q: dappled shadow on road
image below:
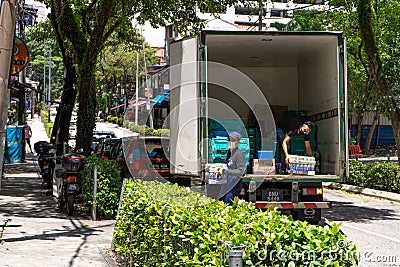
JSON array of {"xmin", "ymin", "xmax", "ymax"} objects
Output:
[
  {"xmin": 322, "ymin": 200, "xmax": 399, "ymax": 223},
  {"xmin": 3, "ymin": 153, "xmax": 41, "ymax": 174},
  {"xmin": 3, "ymin": 218, "xmax": 113, "ymax": 243},
  {"xmin": 1, "ymin": 155, "xmax": 115, "ymax": 267},
  {"xmin": 0, "ymin": 175, "xmax": 67, "ymax": 219}
]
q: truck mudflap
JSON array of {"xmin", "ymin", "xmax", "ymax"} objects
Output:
[{"xmin": 254, "ymin": 201, "xmax": 331, "ymax": 209}]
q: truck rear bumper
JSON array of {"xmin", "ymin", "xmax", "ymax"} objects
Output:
[{"xmin": 254, "ymin": 201, "xmax": 331, "ymax": 209}]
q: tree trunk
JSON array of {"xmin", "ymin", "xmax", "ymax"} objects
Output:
[
  {"xmin": 364, "ymin": 109, "xmax": 380, "ymax": 155},
  {"xmin": 75, "ymin": 66, "xmax": 97, "ymax": 155},
  {"xmin": 48, "ymin": 11, "xmax": 77, "ymax": 153},
  {"xmin": 357, "ymin": 0, "xmax": 400, "ymax": 163},
  {"xmin": 389, "ymin": 111, "xmax": 400, "ymax": 162},
  {"xmin": 51, "ymin": 56, "xmax": 77, "ymax": 155},
  {"xmin": 356, "ymin": 113, "xmax": 363, "ymax": 145}
]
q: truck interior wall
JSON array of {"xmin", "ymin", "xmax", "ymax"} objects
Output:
[
  {"xmin": 207, "ymin": 66, "xmax": 298, "ymax": 126},
  {"xmin": 204, "ymin": 32, "xmax": 342, "ymax": 176},
  {"xmin": 297, "ymin": 38, "xmax": 340, "ymax": 175}
]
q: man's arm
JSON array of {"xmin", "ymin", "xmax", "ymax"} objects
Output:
[
  {"xmin": 304, "ymin": 140, "xmax": 312, "ymax": 156},
  {"xmin": 225, "ymin": 151, "xmax": 246, "ymax": 176},
  {"xmin": 282, "ymin": 135, "xmax": 291, "ymax": 164}
]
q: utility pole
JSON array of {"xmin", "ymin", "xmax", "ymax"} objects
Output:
[
  {"xmin": 0, "ymin": 0, "xmax": 18, "ymax": 190},
  {"xmin": 141, "ymin": 26, "xmax": 153, "ymax": 129},
  {"xmin": 258, "ymin": 0, "xmax": 263, "ymax": 31},
  {"xmin": 48, "ymin": 47, "xmax": 51, "ymax": 122},
  {"xmin": 135, "ymin": 52, "xmax": 139, "ymax": 125}
]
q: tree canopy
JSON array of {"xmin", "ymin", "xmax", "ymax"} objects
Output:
[{"xmin": 39, "ymin": 0, "xmax": 238, "ymax": 154}]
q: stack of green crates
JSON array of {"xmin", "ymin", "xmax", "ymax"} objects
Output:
[
  {"xmin": 246, "ymin": 127, "xmax": 260, "ymax": 173},
  {"xmin": 209, "ymin": 137, "xmax": 229, "ymax": 163},
  {"xmin": 208, "ymin": 118, "xmax": 246, "ymax": 138},
  {"xmin": 209, "ymin": 137, "xmax": 250, "ymax": 174}
]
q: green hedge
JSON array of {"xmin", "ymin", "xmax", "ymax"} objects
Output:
[
  {"xmin": 113, "ymin": 180, "xmax": 358, "ymax": 266},
  {"xmin": 348, "ymin": 160, "xmax": 400, "ymax": 193},
  {"xmin": 80, "ymin": 155, "xmax": 122, "ymax": 219},
  {"xmin": 41, "ymin": 111, "xmax": 54, "ymax": 138}
]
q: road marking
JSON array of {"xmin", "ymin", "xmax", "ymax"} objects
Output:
[{"xmin": 342, "ymin": 224, "xmax": 400, "ymax": 244}]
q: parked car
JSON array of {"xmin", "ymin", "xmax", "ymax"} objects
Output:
[
  {"xmin": 95, "ymin": 137, "xmax": 121, "ymax": 160},
  {"xmin": 109, "ymin": 136, "xmax": 170, "ymax": 179},
  {"xmin": 92, "ymin": 131, "xmax": 117, "ymax": 151},
  {"xmin": 69, "ymin": 121, "xmax": 77, "ymax": 139}
]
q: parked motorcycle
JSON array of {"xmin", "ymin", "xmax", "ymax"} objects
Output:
[
  {"xmin": 55, "ymin": 152, "xmax": 85, "ymax": 216},
  {"xmin": 34, "ymin": 141, "xmax": 55, "ymax": 190}
]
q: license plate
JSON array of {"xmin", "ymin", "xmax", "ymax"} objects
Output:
[
  {"xmin": 262, "ymin": 189, "xmax": 283, "ymax": 202},
  {"xmin": 67, "ymin": 183, "xmax": 78, "ymax": 191}
]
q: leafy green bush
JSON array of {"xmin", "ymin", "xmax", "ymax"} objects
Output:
[
  {"xmin": 364, "ymin": 161, "xmax": 400, "ymax": 192},
  {"xmin": 144, "ymin": 125, "xmax": 154, "ymax": 136},
  {"xmin": 110, "ymin": 116, "xmax": 118, "ymax": 124},
  {"xmin": 123, "ymin": 120, "xmax": 130, "ymax": 129},
  {"xmin": 347, "ymin": 160, "xmax": 369, "ymax": 187},
  {"xmin": 80, "ymin": 155, "xmax": 122, "ymax": 219},
  {"xmin": 41, "ymin": 111, "xmax": 54, "ymax": 138},
  {"xmin": 116, "ymin": 117, "xmax": 123, "ymax": 126},
  {"xmin": 113, "ymin": 180, "xmax": 358, "ymax": 266},
  {"xmin": 152, "ymin": 128, "xmax": 170, "ymax": 137},
  {"xmin": 348, "ymin": 160, "xmax": 400, "ymax": 193}
]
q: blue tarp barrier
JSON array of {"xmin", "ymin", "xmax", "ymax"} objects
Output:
[
  {"xmin": 351, "ymin": 125, "xmax": 395, "ymax": 149},
  {"xmin": 4, "ymin": 126, "xmax": 23, "ymax": 163}
]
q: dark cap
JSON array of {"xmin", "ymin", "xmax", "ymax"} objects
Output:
[
  {"xmin": 304, "ymin": 121, "xmax": 314, "ymax": 129},
  {"xmin": 229, "ymin": 131, "xmax": 241, "ymax": 141}
]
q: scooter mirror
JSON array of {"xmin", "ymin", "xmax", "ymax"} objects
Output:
[{"xmin": 76, "ymin": 148, "xmax": 84, "ymax": 153}]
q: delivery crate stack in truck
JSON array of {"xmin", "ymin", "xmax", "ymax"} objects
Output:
[{"xmin": 168, "ymin": 30, "xmax": 348, "ymax": 224}]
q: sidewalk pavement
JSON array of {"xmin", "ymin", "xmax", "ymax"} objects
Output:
[
  {"xmin": 0, "ymin": 115, "xmax": 116, "ymax": 267},
  {"xmin": 323, "ymin": 182, "xmax": 400, "ymax": 203}
]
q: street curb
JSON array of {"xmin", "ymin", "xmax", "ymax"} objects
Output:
[
  {"xmin": 323, "ymin": 182, "xmax": 400, "ymax": 203},
  {"xmin": 98, "ymin": 246, "xmax": 118, "ymax": 267}
]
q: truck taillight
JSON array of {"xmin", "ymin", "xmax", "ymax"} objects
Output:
[{"xmin": 302, "ymin": 188, "xmax": 323, "ymax": 195}]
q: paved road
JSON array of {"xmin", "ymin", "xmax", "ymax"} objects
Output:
[
  {"xmin": 323, "ymin": 189, "xmax": 400, "ymax": 267},
  {"xmin": 94, "ymin": 122, "xmax": 135, "ymax": 138}
]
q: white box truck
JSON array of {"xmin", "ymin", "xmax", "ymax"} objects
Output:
[{"xmin": 168, "ymin": 30, "xmax": 348, "ymax": 223}]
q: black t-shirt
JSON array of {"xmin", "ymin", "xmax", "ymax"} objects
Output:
[{"xmin": 277, "ymin": 117, "xmax": 310, "ymax": 141}]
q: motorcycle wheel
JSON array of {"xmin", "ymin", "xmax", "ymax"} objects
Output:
[
  {"xmin": 67, "ymin": 194, "xmax": 74, "ymax": 216},
  {"xmin": 44, "ymin": 174, "xmax": 52, "ymax": 189},
  {"xmin": 58, "ymin": 197, "xmax": 65, "ymax": 209}
]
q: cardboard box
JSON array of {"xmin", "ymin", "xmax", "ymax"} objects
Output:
[{"xmin": 253, "ymin": 159, "xmax": 275, "ymax": 175}]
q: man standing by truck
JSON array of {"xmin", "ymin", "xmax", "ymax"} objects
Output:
[
  {"xmin": 277, "ymin": 119, "xmax": 314, "ymax": 173},
  {"xmin": 215, "ymin": 131, "xmax": 246, "ymax": 205}
]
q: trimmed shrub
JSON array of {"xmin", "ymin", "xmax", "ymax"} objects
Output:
[
  {"xmin": 113, "ymin": 180, "xmax": 358, "ymax": 266},
  {"xmin": 111, "ymin": 116, "xmax": 118, "ymax": 124},
  {"xmin": 144, "ymin": 125, "xmax": 154, "ymax": 136},
  {"xmin": 116, "ymin": 117, "xmax": 122, "ymax": 126},
  {"xmin": 80, "ymin": 155, "xmax": 122, "ymax": 219},
  {"xmin": 347, "ymin": 160, "xmax": 369, "ymax": 187},
  {"xmin": 123, "ymin": 120, "xmax": 130, "ymax": 129},
  {"xmin": 348, "ymin": 160, "xmax": 400, "ymax": 193},
  {"xmin": 152, "ymin": 128, "xmax": 170, "ymax": 137},
  {"xmin": 41, "ymin": 111, "xmax": 54, "ymax": 138}
]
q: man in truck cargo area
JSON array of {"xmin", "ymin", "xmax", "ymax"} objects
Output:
[
  {"xmin": 215, "ymin": 131, "xmax": 246, "ymax": 205},
  {"xmin": 277, "ymin": 118, "xmax": 314, "ymax": 173}
]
